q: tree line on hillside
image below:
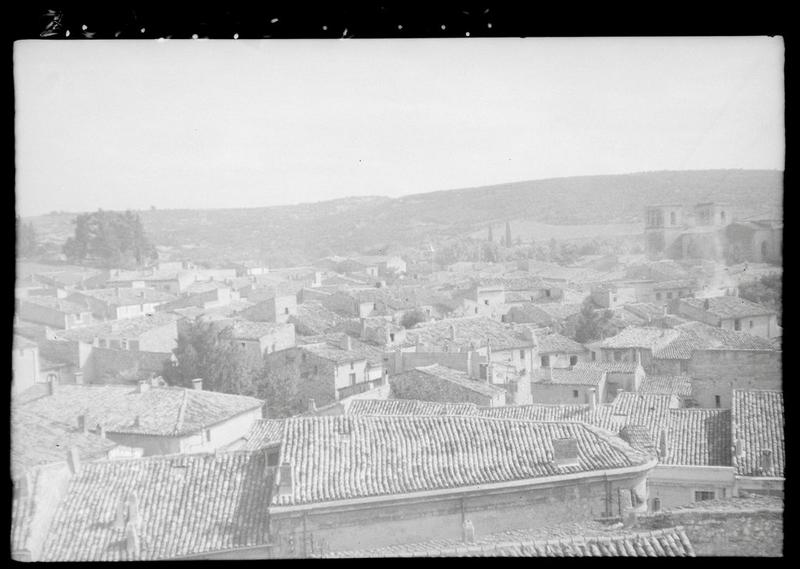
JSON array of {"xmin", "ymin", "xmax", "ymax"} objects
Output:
[
  {"xmin": 739, "ymin": 273, "xmax": 782, "ymax": 325},
  {"xmin": 63, "ymin": 209, "xmax": 158, "ymax": 267}
]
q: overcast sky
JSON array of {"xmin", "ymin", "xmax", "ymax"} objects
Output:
[{"xmin": 15, "ymin": 37, "xmax": 784, "ymax": 217}]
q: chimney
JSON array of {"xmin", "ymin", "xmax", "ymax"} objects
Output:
[
  {"xmin": 278, "ymin": 462, "xmax": 293, "ymax": 497},
  {"xmin": 308, "ymin": 399, "xmax": 316, "ymax": 413},
  {"xmin": 67, "ymin": 447, "xmax": 81, "ymax": 474},
  {"xmin": 588, "ymin": 388, "xmax": 597, "ymax": 410},
  {"xmin": 137, "ymin": 380, "xmax": 150, "ymax": 394},
  {"xmin": 125, "ymin": 522, "xmax": 140, "ymax": 558},
  {"xmin": 77, "ymin": 414, "xmax": 88, "ymax": 434},
  {"xmin": 703, "ymin": 298, "xmax": 710, "ymax": 310},
  {"xmin": 47, "ymin": 377, "xmax": 57, "ymax": 396},
  {"xmin": 449, "ymin": 324, "xmax": 456, "ymax": 341},
  {"xmin": 132, "ymin": 415, "xmax": 141, "ymax": 428},
  {"xmin": 658, "ymin": 429, "xmax": 668, "ymax": 460},
  {"xmin": 74, "ymin": 371, "xmax": 84, "ymax": 385},
  {"xmin": 760, "ymin": 449, "xmax": 774, "ymax": 474},
  {"xmin": 191, "ymin": 378, "xmax": 203, "ymax": 391},
  {"xmin": 113, "ymin": 496, "xmax": 126, "ymax": 530},
  {"xmin": 96, "ymin": 423, "xmax": 107, "ymax": 439}
]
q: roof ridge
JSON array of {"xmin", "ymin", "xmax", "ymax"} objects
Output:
[{"xmin": 174, "ymin": 389, "xmax": 189, "ymax": 434}]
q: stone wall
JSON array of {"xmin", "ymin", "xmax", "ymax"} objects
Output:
[
  {"xmin": 270, "ymin": 471, "xmax": 648, "ymax": 557},
  {"xmin": 689, "ymin": 349, "xmax": 782, "ymax": 408},
  {"xmin": 636, "ymin": 498, "xmax": 783, "ymax": 556}
]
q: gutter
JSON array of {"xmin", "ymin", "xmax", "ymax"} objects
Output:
[{"xmin": 269, "ymin": 456, "xmax": 657, "ymax": 515}]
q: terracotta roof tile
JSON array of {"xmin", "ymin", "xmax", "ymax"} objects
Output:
[
  {"xmin": 732, "ymin": 390, "xmax": 784, "ymax": 477},
  {"xmin": 599, "ymin": 327, "xmax": 681, "ymax": 350},
  {"xmin": 534, "ymin": 330, "xmax": 586, "ymax": 354},
  {"xmin": 240, "ymin": 419, "xmax": 285, "ymax": 450},
  {"xmin": 348, "ymin": 399, "xmax": 479, "ymax": 416},
  {"xmin": 663, "ymin": 409, "xmax": 732, "ymax": 466},
  {"xmin": 405, "ymin": 364, "xmax": 507, "ymax": 397},
  {"xmin": 405, "ymin": 316, "xmax": 534, "ymax": 351},
  {"xmin": 40, "ymin": 451, "xmax": 273, "ymax": 560},
  {"xmin": 273, "ymin": 415, "xmax": 652, "ymax": 507},
  {"xmin": 639, "ymin": 375, "xmax": 693, "ymax": 397},
  {"xmin": 18, "ymin": 384, "xmax": 264, "ymax": 437},
  {"xmin": 533, "ymin": 367, "xmax": 605, "ymax": 386},
  {"xmin": 681, "ymin": 296, "xmax": 775, "ymax": 319}
]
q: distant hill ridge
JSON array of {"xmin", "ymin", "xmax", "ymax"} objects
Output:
[{"xmin": 27, "ymin": 169, "xmax": 782, "ymax": 264}]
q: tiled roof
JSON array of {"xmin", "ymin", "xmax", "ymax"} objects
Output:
[
  {"xmin": 600, "ymin": 393, "xmax": 679, "ymax": 441},
  {"xmin": 528, "ymin": 303, "xmax": 584, "ymax": 320},
  {"xmin": 54, "ymin": 312, "xmax": 180, "ymax": 343},
  {"xmin": 732, "ymin": 390, "xmax": 784, "ymax": 478},
  {"xmin": 170, "ymin": 300, "xmax": 254, "ymax": 321},
  {"xmin": 664, "ymin": 495, "xmax": 783, "ymax": 514},
  {"xmin": 619, "ymin": 425, "xmax": 657, "ymax": 456},
  {"xmin": 322, "ymin": 526, "xmax": 695, "ymax": 557},
  {"xmin": 273, "ymin": 416, "xmax": 652, "ymax": 507},
  {"xmin": 610, "ymin": 308, "xmax": 648, "ymax": 327},
  {"xmin": 639, "ymin": 375, "xmax": 693, "ymax": 397},
  {"xmin": 40, "ymin": 451, "xmax": 273, "ymax": 561},
  {"xmin": 623, "ymin": 303, "xmax": 666, "ymax": 321},
  {"xmin": 407, "ymin": 364, "xmax": 507, "ymax": 398},
  {"xmin": 229, "ymin": 320, "xmax": 292, "ymax": 340},
  {"xmin": 674, "ymin": 321, "xmax": 778, "ymax": 351},
  {"xmin": 663, "ymin": 409, "xmax": 732, "ymax": 467},
  {"xmin": 289, "ymin": 302, "xmax": 345, "ymax": 335},
  {"xmin": 18, "ymin": 384, "xmax": 264, "ymax": 437},
  {"xmin": 478, "ymin": 404, "xmax": 589, "ymax": 422},
  {"xmin": 11, "ymin": 407, "xmax": 118, "ymax": 479},
  {"xmin": 404, "ymin": 316, "xmax": 534, "ymax": 351},
  {"xmin": 299, "ymin": 342, "xmax": 369, "ymax": 364},
  {"xmin": 651, "ymin": 279, "xmax": 697, "ymax": 291},
  {"xmin": 573, "ymin": 361, "xmax": 639, "ymax": 373},
  {"xmin": 72, "ymin": 287, "xmax": 177, "ymax": 306},
  {"xmin": 13, "ymin": 334, "xmax": 38, "ymax": 350},
  {"xmin": 240, "ymin": 419, "xmax": 285, "ymax": 450},
  {"xmin": 534, "ymin": 329, "xmax": 586, "ymax": 354},
  {"xmin": 651, "ymin": 331, "xmax": 710, "ymax": 360},
  {"xmin": 680, "ymin": 296, "xmax": 775, "ymax": 319},
  {"xmin": 348, "ymin": 399, "xmax": 479, "ymax": 416},
  {"xmin": 298, "ymin": 332, "xmax": 385, "ymax": 365},
  {"xmin": 533, "ymin": 367, "xmax": 605, "ymax": 386},
  {"xmin": 479, "ymin": 276, "xmax": 547, "ymax": 291},
  {"xmin": 598, "ymin": 327, "xmax": 681, "ymax": 350},
  {"xmin": 18, "ymin": 295, "xmax": 90, "ymax": 314}
]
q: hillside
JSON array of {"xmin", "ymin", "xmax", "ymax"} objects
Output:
[{"xmin": 24, "ymin": 169, "xmax": 782, "ymax": 266}]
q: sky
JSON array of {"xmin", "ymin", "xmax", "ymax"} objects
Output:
[{"xmin": 15, "ymin": 37, "xmax": 784, "ymax": 217}]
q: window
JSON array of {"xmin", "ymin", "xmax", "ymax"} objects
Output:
[
  {"xmin": 541, "ymin": 355, "xmax": 550, "ymax": 367},
  {"xmin": 74, "ymin": 313, "xmax": 83, "ymax": 322},
  {"xmin": 284, "ymin": 307, "xmax": 290, "ymax": 314},
  {"xmin": 652, "ymin": 498, "xmax": 661, "ymax": 512},
  {"xmin": 545, "ymin": 290, "xmax": 551, "ymax": 298},
  {"xmin": 573, "ymin": 390, "xmax": 579, "ymax": 398},
  {"xmin": 348, "ymin": 372, "xmax": 356, "ymax": 386},
  {"xmin": 205, "ymin": 430, "xmax": 212, "ymax": 443},
  {"xmin": 667, "ymin": 292, "xmax": 673, "ymax": 299},
  {"xmin": 519, "ymin": 350, "xmax": 525, "ymax": 359},
  {"xmin": 680, "ymin": 360, "xmax": 689, "ymax": 374},
  {"xmin": 591, "ymin": 352, "xmax": 596, "ymax": 361},
  {"xmin": 749, "ymin": 320, "xmax": 754, "ymax": 329},
  {"xmin": 656, "ymin": 292, "xmax": 662, "ymax": 301},
  {"xmin": 570, "ymin": 355, "xmax": 578, "ymax": 366},
  {"xmin": 475, "ymin": 308, "xmax": 478, "ymax": 314},
  {"xmin": 484, "ymin": 299, "xmax": 489, "ymax": 305},
  {"xmin": 241, "ymin": 342, "xmax": 247, "ymax": 348},
  {"xmin": 99, "ymin": 339, "xmax": 107, "ymax": 348},
  {"xmin": 614, "ymin": 351, "xmax": 622, "ymax": 362},
  {"xmin": 389, "ymin": 333, "xmax": 395, "ymax": 342},
  {"xmin": 121, "ymin": 339, "xmax": 128, "ymax": 350},
  {"xmin": 350, "ymin": 361, "xmax": 354, "ymax": 370},
  {"xmin": 670, "ymin": 212, "xmax": 676, "ymax": 225},
  {"xmin": 734, "ymin": 319, "xmax": 741, "ymax": 331},
  {"xmin": 694, "ymin": 491, "xmax": 715, "ymax": 502},
  {"xmin": 720, "ymin": 211, "xmax": 726, "ymax": 223},
  {"xmin": 715, "ymin": 395, "xmax": 721, "ymax": 408}
]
